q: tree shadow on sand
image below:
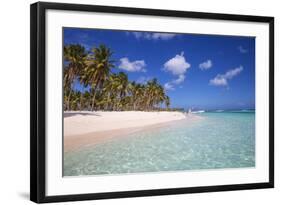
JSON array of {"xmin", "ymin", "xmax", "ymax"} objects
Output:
[{"xmin": 64, "ymin": 112, "xmax": 101, "ymax": 118}]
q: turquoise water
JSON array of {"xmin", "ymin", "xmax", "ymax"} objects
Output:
[{"xmin": 64, "ymin": 112, "xmax": 255, "ymax": 176}]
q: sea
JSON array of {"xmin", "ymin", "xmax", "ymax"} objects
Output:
[{"xmin": 64, "ymin": 110, "xmax": 255, "ymax": 176}]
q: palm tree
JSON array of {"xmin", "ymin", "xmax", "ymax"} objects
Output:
[
  {"xmin": 164, "ymin": 95, "xmax": 170, "ymax": 110},
  {"xmin": 83, "ymin": 91, "xmax": 92, "ymax": 110},
  {"xmin": 115, "ymin": 72, "xmax": 129, "ymax": 110},
  {"xmin": 145, "ymin": 78, "xmax": 159, "ymax": 110},
  {"xmin": 104, "ymin": 72, "xmax": 129, "ymax": 111},
  {"xmin": 155, "ymin": 84, "xmax": 166, "ymax": 109},
  {"xmin": 103, "ymin": 73, "xmax": 118, "ymax": 110},
  {"xmin": 129, "ymin": 82, "xmax": 145, "ymax": 110},
  {"xmin": 62, "ymin": 43, "xmax": 174, "ymax": 112},
  {"xmin": 63, "ymin": 44, "xmax": 87, "ymax": 110},
  {"xmin": 128, "ymin": 81, "xmax": 136, "ymax": 110},
  {"xmin": 68, "ymin": 91, "xmax": 80, "ymax": 110},
  {"xmin": 81, "ymin": 45, "xmax": 114, "ymax": 110}
]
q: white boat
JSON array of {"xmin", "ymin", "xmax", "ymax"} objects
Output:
[
  {"xmin": 191, "ymin": 110, "xmax": 205, "ymax": 114},
  {"xmin": 188, "ymin": 108, "xmax": 205, "ymax": 114}
]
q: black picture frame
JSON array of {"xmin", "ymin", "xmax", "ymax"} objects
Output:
[{"xmin": 30, "ymin": 1, "xmax": 274, "ymax": 203}]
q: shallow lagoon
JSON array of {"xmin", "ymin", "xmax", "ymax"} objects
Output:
[{"xmin": 64, "ymin": 112, "xmax": 255, "ymax": 176}]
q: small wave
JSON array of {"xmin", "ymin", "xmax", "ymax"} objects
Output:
[
  {"xmin": 241, "ymin": 110, "xmax": 255, "ymax": 113},
  {"xmin": 233, "ymin": 109, "xmax": 255, "ymax": 113}
]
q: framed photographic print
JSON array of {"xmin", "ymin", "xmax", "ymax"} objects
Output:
[{"xmin": 30, "ymin": 1, "xmax": 274, "ymax": 203}]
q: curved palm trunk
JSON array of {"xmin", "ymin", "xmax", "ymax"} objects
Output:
[
  {"xmin": 79, "ymin": 92, "xmax": 83, "ymax": 111},
  {"xmin": 105, "ymin": 92, "xmax": 111, "ymax": 110},
  {"xmin": 91, "ymin": 91, "xmax": 97, "ymax": 111},
  {"xmin": 91, "ymin": 79, "xmax": 102, "ymax": 111},
  {"xmin": 67, "ymin": 90, "xmax": 72, "ymax": 111},
  {"xmin": 66, "ymin": 68, "xmax": 75, "ymax": 111},
  {"xmin": 146, "ymin": 95, "xmax": 151, "ymax": 111}
]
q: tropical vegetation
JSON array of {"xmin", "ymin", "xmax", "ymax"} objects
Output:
[{"xmin": 63, "ymin": 44, "xmax": 172, "ymax": 111}]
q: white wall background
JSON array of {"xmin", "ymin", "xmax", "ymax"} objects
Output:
[{"xmin": 0, "ymin": 0, "xmax": 279, "ymax": 204}]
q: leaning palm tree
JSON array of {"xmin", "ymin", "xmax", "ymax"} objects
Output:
[
  {"xmin": 103, "ymin": 73, "xmax": 118, "ymax": 110},
  {"xmin": 81, "ymin": 45, "xmax": 114, "ymax": 110},
  {"xmin": 68, "ymin": 91, "xmax": 80, "ymax": 111},
  {"xmin": 83, "ymin": 91, "xmax": 92, "ymax": 110},
  {"xmin": 63, "ymin": 44, "xmax": 87, "ymax": 110},
  {"xmin": 116, "ymin": 72, "xmax": 129, "ymax": 110},
  {"xmin": 105, "ymin": 72, "xmax": 129, "ymax": 111},
  {"xmin": 164, "ymin": 95, "xmax": 170, "ymax": 110},
  {"xmin": 144, "ymin": 78, "xmax": 159, "ymax": 110},
  {"xmin": 128, "ymin": 81, "xmax": 136, "ymax": 110},
  {"xmin": 155, "ymin": 84, "xmax": 166, "ymax": 109},
  {"xmin": 129, "ymin": 82, "xmax": 145, "ymax": 110}
]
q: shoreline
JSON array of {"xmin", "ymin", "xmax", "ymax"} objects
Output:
[
  {"xmin": 64, "ymin": 111, "xmax": 200, "ymax": 152},
  {"xmin": 64, "ymin": 111, "xmax": 186, "ymax": 136},
  {"xmin": 64, "ymin": 114, "xmax": 203, "ymax": 153},
  {"xmin": 64, "ymin": 119, "xmax": 180, "ymax": 153}
]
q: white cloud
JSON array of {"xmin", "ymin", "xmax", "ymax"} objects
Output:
[
  {"xmin": 132, "ymin": 32, "xmax": 177, "ymax": 40},
  {"xmin": 209, "ymin": 76, "xmax": 228, "ymax": 86},
  {"xmin": 163, "ymin": 52, "xmax": 190, "ymax": 90},
  {"xmin": 238, "ymin": 46, "xmax": 248, "ymax": 53},
  {"xmin": 119, "ymin": 57, "xmax": 146, "ymax": 72},
  {"xmin": 199, "ymin": 59, "xmax": 212, "ymax": 70},
  {"xmin": 210, "ymin": 66, "xmax": 243, "ymax": 87},
  {"xmin": 164, "ymin": 82, "xmax": 175, "ymax": 91},
  {"xmin": 164, "ymin": 75, "xmax": 185, "ymax": 91},
  {"xmin": 224, "ymin": 66, "xmax": 243, "ymax": 79},
  {"xmin": 163, "ymin": 52, "xmax": 190, "ymax": 75},
  {"xmin": 173, "ymin": 74, "xmax": 185, "ymax": 84}
]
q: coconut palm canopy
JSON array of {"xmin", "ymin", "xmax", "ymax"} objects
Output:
[{"xmin": 63, "ymin": 44, "xmax": 172, "ymax": 111}]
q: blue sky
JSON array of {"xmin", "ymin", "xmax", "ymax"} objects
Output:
[{"xmin": 64, "ymin": 28, "xmax": 255, "ymax": 110}]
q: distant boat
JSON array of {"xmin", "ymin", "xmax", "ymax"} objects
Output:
[
  {"xmin": 188, "ymin": 108, "xmax": 205, "ymax": 114},
  {"xmin": 191, "ymin": 110, "xmax": 205, "ymax": 114}
]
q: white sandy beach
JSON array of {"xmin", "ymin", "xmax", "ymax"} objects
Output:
[
  {"xmin": 64, "ymin": 111, "xmax": 202, "ymax": 152},
  {"xmin": 64, "ymin": 111, "xmax": 186, "ymax": 136}
]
